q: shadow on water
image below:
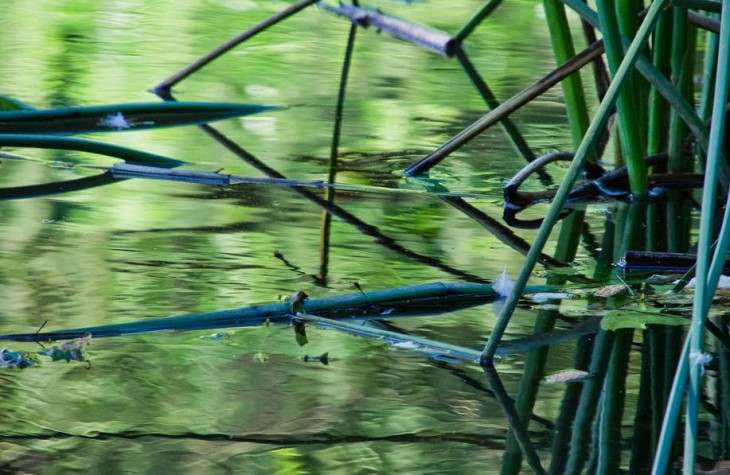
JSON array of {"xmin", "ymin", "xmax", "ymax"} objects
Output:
[{"xmin": 0, "ymin": 1, "xmax": 729, "ymax": 474}]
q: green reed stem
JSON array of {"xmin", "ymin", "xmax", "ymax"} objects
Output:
[
  {"xmin": 597, "ymin": 330, "xmax": 633, "ymax": 474},
  {"xmin": 668, "ymin": 8, "xmax": 696, "ymax": 174},
  {"xmin": 684, "ymin": 2, "xmax": 730, "ymax": 469},
  {"xmin": 596, "ymin": 0, "xmax": 647, "ymax": 193},
  {"xmin": 542, "ymin": 0, "xmax": 592, "ymax": 155},
  {"xmin": 565, "ymin": 331, "xmax": 615, "ymax": 475},
  {"xmin": 647, "ymin": 11, "xmax": 672, "ymax": 156},
  {"xmin": 651, "ymin": 334, "xmax": 690, "ymax": 474},
  {"xmin": 480, "ymin": 0, "xmax": 669, "ymax": 363},
  {"xmin": 699, "ymin": 13, "xmax": 720, "ymax": 122},
  {"xmin": 561, "ymin": 0, "xmax": 711, "ymax": 154}
]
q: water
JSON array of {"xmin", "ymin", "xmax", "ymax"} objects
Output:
[{"xmin": 0, "ymin": 1, "xmax": 719, "ymax": 474}]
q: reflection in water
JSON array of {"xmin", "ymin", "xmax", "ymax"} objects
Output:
[{"xmin": 0, "ymin": 1, "xmax": 725, "ymax": 474}]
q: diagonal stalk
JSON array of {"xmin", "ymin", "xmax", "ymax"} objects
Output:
[{"xmin": 481, "ymin": 0, "xmax": 670, "ymax": 363}]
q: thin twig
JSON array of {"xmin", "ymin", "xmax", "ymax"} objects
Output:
[{"xmin": 153, "ymin": 0, "xmax": 319, "ymax": 94}]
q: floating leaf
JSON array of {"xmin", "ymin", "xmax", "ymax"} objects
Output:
[
  {"xmin": 0, "ymin": 347, "xmax": 40, "ymax": 369},
  {"xmin": 544, "ymin": 369, "xmax": 591, "ymax": 384},
  {"xmin": 601, "ymin": 308, "xmax": 689, "ymax": 331},
  {"xmin": 39, "ymin": 333, "xmax": 91, "ymax": 362},
  {"xmin": 0, "ymin": 102, "xmax": 279, "ymax": 135},
  {"xmin": 594, "ymin": 283, "xmax": 629, "ymax": 298}
]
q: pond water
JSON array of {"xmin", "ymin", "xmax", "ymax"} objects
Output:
[{"xmin": 0, "ymin": 1, "xmax": 722, "ymax": 474}]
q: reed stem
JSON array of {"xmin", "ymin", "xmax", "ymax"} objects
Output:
[{"xmin": 481, "ymin": 0, "xmax": 669, "ymax": 363}]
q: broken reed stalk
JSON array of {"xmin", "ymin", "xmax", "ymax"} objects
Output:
[
  {"xmin": 403, "ymin": 39, "xmax": 605, "ymax": 176},
  {"xmin": 153, "ymin": 0, "xmax": 318, "ymax": 94},
  {"xmin": 1, "ymin": 282, "xmax": 504, "ymax": 342},
  {"xmin": 480, "ymin": 0, "xmax": 670, "ymax": 363},
  {"xmin": 319, "ymin": 3, "xmax": 457, "ymax": 56}
]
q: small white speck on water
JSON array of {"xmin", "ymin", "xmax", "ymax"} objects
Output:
[
  {"xmin": 493, "ymin": 267, "xmax": 514, "ymax": 298},
  {"xmin": 99, "ymin": 112, "xmax": 132, "ymax": 130}
]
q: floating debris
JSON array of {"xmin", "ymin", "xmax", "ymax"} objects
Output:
[
  {"xmin": 0, "ymin": 347, "xmax": 39, "ymax": 369},
  {"xmin": 302, "ymin": 352, "xmax": 329, "ymax": 365},
  {"xmin": 98, "ymin": 112, "xmax": 132, "ymax": 130},
  {"xmin": 392, "ymin": 341, "xmax": 420, "ymax": 349},
  {"xmin": 39, "ymin": 332, "xmax": 92, "ymax": 363},
  {"xmin": 681, "ymin": 275, "xmax": 730, "ymax": 289},
  {"xmin": 594, "ymin": 283, "xmax": 629, "ymax": 298},
  {"xmin": 544, "ymin": 369, "xmax": 591, "ymax": 384},
  {"xmin": 530, "ymin": 292, "xmax": 572, "ymax": 303},
  {"xmin": 493, "ymin": 268, "xmax": 514, "ymax": 298},
  {"xmin": 286, "ymin": 290, "xmax": 309, "ymax": 314}
]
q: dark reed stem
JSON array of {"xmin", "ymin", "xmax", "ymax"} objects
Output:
[
  {"xmin": 673, "ymin": 0, "xmax": 722, "ymax": 12},
  {"xmin": 319, "ymin": 15, "xmax": 358, "ymax": 286},
  {"xmin": 439, "ymin": 196, "xmax": 566, "ymax": 267},
  {"xmin": 153, "ymin": 0, "xmax": 318, "ymax": 94},
  {"xmin": 619, "ymin": 250, "xmax": 730, "ymax": 273},
  {"xmin": 404, "ymin": 39, "xmax": 605, "ymax": 176},
  {"xmin": 180, "ymin": 118, "xmax": 490, "ymax": 282},
  {"xmin": 455, "ymin": 48, "xmax": 539, "ymax": 170},
  {"xmin": 452, "ymin": 0, "xmax": 503, "ymax": 43},
  {"xmin": 483, "ymin": 366, "xmax": 548, "ymax": 475}
]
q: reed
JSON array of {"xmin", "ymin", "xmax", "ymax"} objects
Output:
[
  {"xmin": 596, "ymin": 0, "xmax": 647, "ymax": 193},
  {"xmin": 481, "ymin": 0, "xmax": 670, "ymax": 363},
  {"xmin": 653, "ymin": 6, "xmax": 730, "ymax": 469}
]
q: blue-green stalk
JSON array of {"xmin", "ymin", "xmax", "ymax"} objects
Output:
[
  {"xmin": 481, "ymin": 0, "xmax": 670, "ymax": 363},
  {"xmin": 684, "ymin": 2, "xmax": 730, "ymax": 470}
]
